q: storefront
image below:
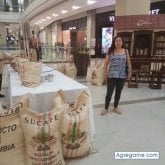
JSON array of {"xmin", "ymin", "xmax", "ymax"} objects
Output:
[
  {"xmin": 95, "ymin": 11, "xmax": 115, "ymax": 57},
  {"xmin": 62, "ymin": 17, "xmax": 87, "ymax": 48}
]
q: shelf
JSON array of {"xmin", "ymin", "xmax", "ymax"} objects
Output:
[
  {"xmin": 133, "ymin": 30, "xmax": 153, "ymax": 58},
  {"xmin": 153, "ymin": 31, "xmax": 165, "ymax": 58}
]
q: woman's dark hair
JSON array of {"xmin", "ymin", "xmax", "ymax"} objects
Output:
[{"xmin": 108, "ymin": 35, "xmax": 124, "ymax": 54}]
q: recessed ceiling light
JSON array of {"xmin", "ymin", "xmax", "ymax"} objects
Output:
[
  {"xmin": 41, "ymin": 19, "xmax": 46, "ymax": 22},
  {"xmin": 87, "ymin": 0, "xmax": 96, "ymax": 5},
  {"xmin": 72, "ymin": 5, "xmax": 80, "ymax": 10},
  {"xmin": 52, "ymin": 13, "xmax": 58, "ymax": 17},
  {"xmin": 46, "ymin": 16, "xmax": 52, "ymax": 19},
  {"xmin": 61, "ymin": 10, "xmax": 68, "ymax": 14}
]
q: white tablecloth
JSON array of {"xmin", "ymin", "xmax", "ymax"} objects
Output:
[{"xmin": 8, "ymin": 64, "xmax": 95, "ymax": 139}]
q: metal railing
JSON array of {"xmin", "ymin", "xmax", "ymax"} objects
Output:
[
  {"xmin": 0, "ymin": 44, "xmax": 21, "ymax": 51},
  {"xmin": 0, "ymin": 43, "xmax": 72, "ymax": 63},
  {"xmin": 41, "ymin": 43, "xmax": 68, "ymax": 62}
]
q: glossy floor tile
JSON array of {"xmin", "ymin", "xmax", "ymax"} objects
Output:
[{"xmin": 1, "ymin": 61, "xmax": 165, "ymax": 165}]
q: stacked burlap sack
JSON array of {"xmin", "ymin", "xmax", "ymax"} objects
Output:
[
  {"xmin": 51, "ymin": 62, "xmax": 77, "ymax": 79},
  {"xmin": 0, "ymin": 95, "xmax": 29, "ymax": 165},
  {"xmin": 11, "ymin": 57, "xmax": 29, "ymax": 72},
  {"xmin": 10, "ymin": 57, "xmax": 42, "ymax": 87},
  {"xmin": 29, "ymin": 48, "xmax": 38, "ymax": 62},
  {"xmin": 54, "ymin": 90, "xmax": 94, "ymax": 158},
  {"xmin": 20, "ymin": 61, "xmax": 42, "ymax": 87},
  {"xmin": 0, "ymin": 90, "xmax": 94, "ymax": 165},
  {"xmin": 92, "ymin": 62, "xmax": 105, "ymax": 86}
]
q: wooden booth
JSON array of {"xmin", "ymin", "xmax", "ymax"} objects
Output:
[{"xmin": 114, "ymin": 14, "xmax": 165, "ymax": 89}]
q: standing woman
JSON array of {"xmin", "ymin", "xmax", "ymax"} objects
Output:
[{"xmin": 101, "ymin": 35, "xmax": 132, "ymax": 115}]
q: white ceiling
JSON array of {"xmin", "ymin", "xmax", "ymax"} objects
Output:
[
  {"xmin": 24, "ymin": 0, "xmax": 116, "ymax": 28},
  {"xmin": 23, "ymin": 0, "xmax": 163, "ymax": 28}
]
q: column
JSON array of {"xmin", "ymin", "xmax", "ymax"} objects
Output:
[
  {"xmin": 87, "ymin": 9, "xmax": 96, "ymax": 49},
  {"xmin": 115, "ymin": 0, "xmax": 150, "ymax": 16},
  {"xmin": 0, "ymin": 23, "xmax": 7, "ymax": 45},
  {"xmin": 45, "ymin": 25, "xmax": 52, "ymax": 44},
  {"xmin": 55, "ymin": 20, "xmax": 62, "ymax": 42},
  {"xmin": 0, "ymin": 0, "xmax": 3, "ymax": 11}
]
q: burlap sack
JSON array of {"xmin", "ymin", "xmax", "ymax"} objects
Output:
[
  {"xmin": 92, "ymin": 63, "xmax": 104, "ymax": 86},
  {"xmin": 56, "ymin": 63, "xmax": 66, "ymax": 74},
  {"xmin": 17, "ymin": 58, "xmax": 30, "ymax": 75},
  {"xmin": 20, "ymin": 91, "xmax": 65, "ymax": 165},
  {"xmin": 20, "ymin": 50, "xmax": 27, "ymax": 58},
  {"xmin": 57, "ymin": 90, "xmax": 93, "ymax": 158},
  {"xmin": 21, "ymin": 62, "xmax": 42, "ymax": 87},
  {"xmin": 12, "ymin": 57, "xmax": 29, "ymax": 73},
  {"xmin": 0, "ymin": 103, "xmax": 3, "ymax": 112},
  {"xmin": 0, "ymin": 95, "xmax": 29, "ymax": 165},
  {"xmin": 65, "ymin": 63, "xmax": 77, "ymax": 79},
  {"xmin": 30, "ymin": 48, "xmax": 37, "ymax": 62}
]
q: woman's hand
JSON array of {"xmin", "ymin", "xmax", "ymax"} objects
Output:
[{"xmin": 127, "ymin": 71, "xmax": 132, "ymax": 80}]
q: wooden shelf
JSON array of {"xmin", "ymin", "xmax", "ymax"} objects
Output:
[
  {"xmin": 133, "ymin": 30, "xmax": 153, "ymax": 57},
  {"xmin": 153, "ymin": 31, "xmax": 165, "ymax": 56}
]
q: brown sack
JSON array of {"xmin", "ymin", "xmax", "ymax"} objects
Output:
[
  {"xmin": 65, "ymin": 63, "xmax": 77, "ymax": 79},
  {"xmin": 30, "ymin": 48, "xmax": 37, "ymax": 62},
  {"xmin": 56, "ymin": 63, "xmax": 66, "ymax": 74},
  {"xmin": 20, "ymin": 91, "xmax": 65, "ymax": 165},
  {"xmin": 92, "ymin": 63, "xmax": 104, "ymax": 86},
  {"xmin": 0, "ymin": 95, "xmax": 29, "ymax": 165},
  {"xmin": 21, "ymin": 62, "xmax": 42, "ymax": 87},
  {"xmin": 58, "ymin": 90, "xmax": 93, "ymax": 158}
]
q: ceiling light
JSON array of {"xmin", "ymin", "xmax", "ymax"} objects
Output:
[
  {"xmin": 35, "ymin": 23, "xmax": 39, "ymax": 25},
  {"xmin": 46, "ymin": 16, "xmax": 52, "ymax": 19},
  {"xmin": 72, "ymin": 5, "xmax": 80, "ymax": 10},
  {"xmin": 41, "ymin": 19, "xmax": 46, "ymax": 22},
  {"xmin": 18, "ymin": 0, "xmax": 24, "ymax": 4},
  {"xmin": 87, "ymin": 0, "xmax": 96, "ymax": 5},
  {"xmin": 61, "ymin": 10, "xmax": 68, "ymax": 14},
  {"xmin": 52, "ymin": 14, "xmax": 58, "ymax": 17},
  {"xmin": 38, "ymin": 21, "xmax": 41, "ymax": 23}
]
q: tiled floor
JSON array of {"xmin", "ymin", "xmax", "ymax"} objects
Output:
[
  {"xmin": 1, "ymin": 60, "xmax": 165, "ymax": 165},
  {"xmin": 66, "ymin": 60, "xmax": 165, "ymax": 165},
  {"xmin": 64, "ymin": 80, "xmax": 165, "ymax": 165}
]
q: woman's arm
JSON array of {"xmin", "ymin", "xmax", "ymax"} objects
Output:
[
  {"xmin": 126, "ymin": 49, "xmax": 132, "ymax": 79},
  {"xmin": 104, "ymin": 52, "xmax": 110, "ymax": 80}
]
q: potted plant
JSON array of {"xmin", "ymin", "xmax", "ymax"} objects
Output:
[
  {"xmin": 71, "ymin": 47, "xmax": 90, "ymax": 76},
  {"xmin": 3, "ymin": 3, "xmax": 10, "ymax": 12}
]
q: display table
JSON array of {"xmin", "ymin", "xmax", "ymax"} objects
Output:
[{"xmin": 8, "ymin": 64, "xmax": 95, "ymax": 139}]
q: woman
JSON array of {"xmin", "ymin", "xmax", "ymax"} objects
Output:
[{"xmin": 101, "ymin": 35, "xmax": 132, "ymax": 115}]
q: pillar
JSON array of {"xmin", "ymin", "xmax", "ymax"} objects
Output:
[
  {"xmin": 115, "ymin": 0, "xmax": 150, "ymax": 16},
  {"xmin": 0, "ymin": 0, "xmax": 3, "ymax": 11},
  {"xmin": 55, "ymin": 20, "xmax": 62, "ymax": 43},
  {"xmin": 0, "ymin": 23, "xmax": 7, "ymax": 45},
  {"xmin": 45, "ymin": 25, "xmax": 52, "ymax": 44},
  {"xmin": 87, "ymin": 9, "xmax": 96, "ymax": 49}
]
